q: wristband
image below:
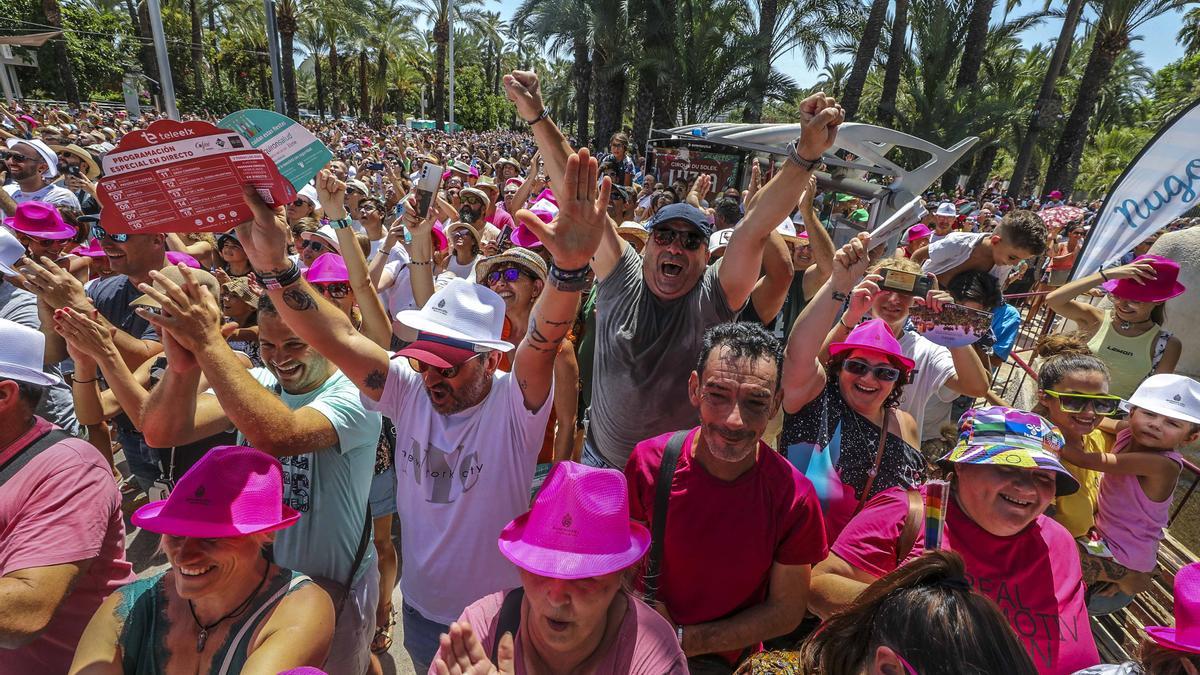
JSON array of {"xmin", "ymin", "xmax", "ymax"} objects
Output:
[
  {"xmin": 839, "ymin": 317, "xmax": 855, "ymax": 331},
  {"xmin": 786, "ymin": 141, "xmax": 823, "ymax": 172},
  {"xmin": 72, "ymin": 377, "xmax": 98, "ymax": 384},
  {"xmin": 548, "ymin": 262, "xmax": 592, "ymax": 292},
  {"xmin": 253, "ymin": 261, "xmax": 302, "ymax": 290},
  {"xmin": 409, "ymin": 260, "xmax": 433, "ymax": 266},
  {"xmin": 1099, "ymin": 269, "xmax": 1110, "ymax": 282},
  {"xmin": 524, "ymin": 108, "xmax": 551, "ymax": 126},
  {"xmin": 329, "ymin": 217, "xmax": 352, "ymax": 230},
  {"xmin": 831, "ymin": 290, "xmax": 849, "ymax": 303}
]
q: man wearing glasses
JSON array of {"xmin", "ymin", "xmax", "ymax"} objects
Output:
[{"xmin": 2, "ymin": 138, "xmax": 80, "ymax": 213}]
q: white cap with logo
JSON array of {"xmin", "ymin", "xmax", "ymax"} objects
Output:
[{"xmin": 1127, "ymin": 374, "xmax": 1200, "ymax": 425}]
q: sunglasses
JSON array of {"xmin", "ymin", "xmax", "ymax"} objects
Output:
[
  {"xmin": 1044, "ymin": 390, "xmax": 1123, "ymax": 416},
  {"xmin": 313, "ymin": 282, "xmax": 351, "ymax": 299},
  {"xmin": 290, "ymin": 199, "xmax": 310, "ymax": 207},
  {"xmin": 651, "ymin": 227, "xmax": 705, "ymax": 251},
  {"xmin": 92, "ymin": 224, "xmax": 129, "ymax": 243},
  {"xmin": 300, "ymin": 240, "xmax": 326, "ymax": 252},
  {"xmin": 407, "ymin": 353, "xmax": 483, "ymax": 379},
  {"xmin": 487, "ymin": 267, "xmax": 532, "ymax": 285},
  {"xmin": 1, "ymin": 151, "xmax": 39, "ymax": 163},
  {"xmin": 843, "ymin": 358, "xmax": 902, "ymax": 382}
]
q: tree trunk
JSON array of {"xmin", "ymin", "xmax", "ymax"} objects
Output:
[
  {"xmin": 966, "ymin": 143, "xmax": 998, "ymax": 195},
  {"xmin": 954, "ymin": 0, "xmax": 996, "ymax": 91},
  {"xmin": 329, "ymin": 39, "xmax": 341, "ymax": 118},
  {"xmin": 189, "ymin": 0, "xmax": 204, "ymax": 98},
  {"xmin": 314, "ymin": 53, "xmax": 326, "ymax": 119},
  {"xmin": 841, "ymin": 0, "xmax": 889, "ymax": 119},
  {"xmin": 649, "ymin": 0, "xmax": 676, "ymax": 134},
  {"xmin": 592, "ymin": 48, "xmax": 626, "ymax": 149},
  {"xmin": 136, "ymin": 0, "xmax": 160, "ymax": 94},
  {"xmin": 433, "ymin": 19, "xmax": 448, "ymax": 130},
  {"xmin": 875, "ymin": 0, "xmax": 907, "ymax": 126},
  {"xmin": 742, "ymin": 0, "xmax": 776, "ymax": 122},
  {"xmin": 493, "ymin": 50, "xmax": 501, "ymax": 95},
  {"xmin": 572, "ymin": 34, "xmax": 591, "ymax": 146},
  {"xmin": 208, "ymin": 3, "xmax": 219, "ymax": 87},
  {"xmin": 42, "ymin": 0, "xmax": 80, "ymax": 106},
  {"xmin": 1043, "ymin": 23, "xmax": 1127, "ymax": 196},
  {"xmin": 280, "ymin": 28, "xmax": 299, "ymax": 118},
  {"xmin": 373, "ymin": 52, "xmax": 388, "ymax": 127},
  {"xmin": 1007, "ymin": 0, "xmax": 1083, "ymax": 198},
  {"xmin": 358, "ymin": 49, "xmax": 370, "ymax": 121}
]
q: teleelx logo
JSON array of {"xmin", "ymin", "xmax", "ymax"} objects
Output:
[{"xmin": 143, "ymin": 128, "xmax": 197, "ymax": 145}]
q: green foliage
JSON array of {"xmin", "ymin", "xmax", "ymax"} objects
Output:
[
  {"xmin": 177, "ymin": 81, "xmax": 253, "ymax": 116},
  {"xmin": 1075, "ymin": 126, "xmax": 1154, "ymax": 197},
  {"xmin": 450, "ymin": 63, "xmax": 507, "ymax": 130}
]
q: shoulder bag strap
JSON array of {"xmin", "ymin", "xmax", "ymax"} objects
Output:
[
  {"xmin": 856, "ymin": 409, "xmax": 891, "ymax": 513},
  {"xmin": 644, "ymin": 430, "xmax": 689, "ymax": 604},
  {"xmin": 336, "ymin": 505, "xmax": 373, "ymax": 617},
  {"xmin": 217, "ymin": 573, "xmax": 313, "ymax": 675},
  {"xmin": 490, "ymin": 587, "xmax": 526, "ymax": 664},
  {"xmin": 895, "ymin": 489, "xmax": 924, "ymax": 567},
  {"xmin": 0, "ymin": 428, "xmax": 71, "ymax": 488}
]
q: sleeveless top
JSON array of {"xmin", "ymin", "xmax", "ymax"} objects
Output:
[
  {"xmin": 118, "ymin": 567, "xmax": 312, "ymax": 675},
  {"xmin": 779, "ymin": 379, "xmax": 926, "ymax": 541},
  {"xmin": 1086, "ymin": 310, "xmax": 1162, "ymax": 399},
  {"xmin": 1094, "ymin": 428, "xmax": 1183, "ymax": 573}
]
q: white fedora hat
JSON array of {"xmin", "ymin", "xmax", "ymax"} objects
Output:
[
  {"xmin": 0, "ymin": 319, "xmax": 61, "ymax": 386},
  {"xmin": 395, "ymin": 278, "xmax": 514, "ymax": 352}
]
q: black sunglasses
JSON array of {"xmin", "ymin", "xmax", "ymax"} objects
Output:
[
  {"xmin": 92, "ymin": 223, "xmax": 129, "ymax": 243},
  {"xmin": 651, "ymin": 227, "xmax": 705, "ymax": 251},
  {"xmin": 1, "ymin": 151, "xmax": 39, "ymax": 163},
  {"xmin": 291, "ymin": 199, "xmax": 310, "ymax": 207},
  {"xmin": 300, "ymin": 240, "xmax": 326, "ymax": 251},
  {"xmin": 313, "ymin": 282, "xmax": 351, "ymax": 299},
  {"xmin": 843, "ymin": 358, "xmax": 902, "ymax": 382}
]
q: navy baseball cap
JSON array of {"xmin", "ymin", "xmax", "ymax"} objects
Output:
[{"xmin": 646, "ymin": 203, "xmax": 713, "ymax": 238}]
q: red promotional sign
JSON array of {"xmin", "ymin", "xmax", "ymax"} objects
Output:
[
  {"xmin": 97, "ymin": 119, "xmax": 297, "ymax": 234},
  {"xmin": 651, "ymin": 145, "xmax": 741, "ymax": 201}
]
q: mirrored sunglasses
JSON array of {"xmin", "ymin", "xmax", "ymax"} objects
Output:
[{"xmin": 843, "ymin": 358, "xmax": 902, "ymax": 382}]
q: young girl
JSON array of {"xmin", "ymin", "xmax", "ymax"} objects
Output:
[{"xmin": 1057, "ymin": 374, "xmax": 1200, "ymax": 615}]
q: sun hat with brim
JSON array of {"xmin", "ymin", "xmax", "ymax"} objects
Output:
[
  {"xmin": 1146, "ymin": 562, "xmax": 1200, "ymax": 654},
  {"xmin": 496, "ymin": 157, "xmax": 521, "ymax": 173},
  {"xmin": 0, "ymin": 319, "xmax": 61, "ymax": 386},
  {"xmin": 397, "ymin": 330, "xmax": 489, "ymax": 368},
  {"xmin": 937, "ymin": 406, "xmax": 1079, "ymax": 497},
  {"xmin": 775, "ymin": 217, "xmax": 800, "ymax": 242},
  {"xmin": 498, "ymin": 461, "xmax": 650, "ymax": 580},
  {"xmin": 130, "ymin": 265, "xmax": 221, "ymax": 309},
  {"xmin": 511, "ymin": 209, "xmax": 554, "ymax": 249},
  {"xmin": 296, "ymin": 184, "xmax": 320, "ymax": 207},
  {"xmin": 907, "ymin": 224, "xmax": 932, "ymax": 242},
  {"xmin": 4, "ymin": 200, "xmax": 76, "ymax": 239},
  {"xmin": 0, "ymin": 228, "xmax": 23, "ymax": 276},
  {"xmin": 395, "ymin": 277, "xmax": 514, "ymax": 352},
  {"xmin": 166, "ymin": 251, "xmax": 201, "ymax": 269},
  {"xmin": 1101, "ymin": 254, "xmax": 1186, "ymax": 303},
  {"xmin": 50, "ymin": 143, "xmax": 100, "ymax": 180},
  {"xmin": 648, "ymin": 202, "xmax": 714, "ymax": 238},
  {"xmin": 222, "ymin": 277, "xmax": 259, "ymax": 304},
  {"xmin": 6, "ymin": 137, "xmax": 57, "ymax": 178},
  {"xmin": 828, "ymin": 318, "xmax": 915, "ymax": 370},
  {"xmin": 616, "ymin": 221, "xmax": 648, "ymax": 243},
  {"xmin": 345, "ymin": 178, "xmax": 370, "ymax": 195},
  {"xmin": 300, "ymin": 225, "xmax": 341, "ymax": 254},
  {"xmin": 303, "ymin": 252, "xmax": 349, "ymax": 284},
  {"xmin": 503, "ymin": 177, "xmax": 523, "ymax": 190},
  {"xmin": 476, "ymin": 247, "xmax": 548, "ymax": 284},
  {"xmin": 445, "ymin": 221, "xmax": 481, "ymax": 243},
  {"xmin": 475, "ymin": 176, "xmax": 499, "ymax": 193},
  {"xmin": 1125, "ymin": 374, "xmax": 1200, "ymax": 425},
  {"xmin": 132, "ymin": 445, "xmax": 301, "ymax": 538}
]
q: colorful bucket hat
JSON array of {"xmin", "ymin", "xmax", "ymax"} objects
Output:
[
  {"xmin": 828, "ymin": 318, "xmax": 915, "ymax": 370},
  {"xmin": 132, "ymin": 445, "xmax": 301, "ymax": 537},
  {"xmin": 303, "ymin": 252, "xmax": 349, "ymax": 284},
  {"xmin": 1146, "ymin": 561, "xmax": 1200, "ymax": 654},
  {"xmin": 1101, "ymin": 254, "xmax": 1186, "ymax": 303},
  {"xmin": 4, "ymin": 201, "xmax": 76, "ymax": 240},
  {"xmin": 938, "ymin": 406, "xmax": 1079, "ymax": 496},
  {"xmin": 498, "ymin": 461, "xmax": 650, "ymax": 579}
]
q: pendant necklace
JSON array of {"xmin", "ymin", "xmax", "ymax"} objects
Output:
[
  {"xmin": 188, "ymin": 560, "xmax": 270, "ymax": 653},
  {"xmin": 1118, "ymin": 318, "xmax": 1151, "ymax": 331}
]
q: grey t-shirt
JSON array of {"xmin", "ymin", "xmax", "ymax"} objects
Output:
[
  {"xmin": 588, "ymin": 245, "xmax": 741, "ymax": 468},
  {"xmin": 0, "ymin": 281, "xmax": 79, "ymax": 435}
]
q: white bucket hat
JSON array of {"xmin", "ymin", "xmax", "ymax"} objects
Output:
[
  {"xmin": 296, "ymin": 184, "xmax": 320, "ymax": 207},
  {"xmin": 395, "ymin": 278, "xmax": 514, "ymax": 352},
  {"xmin": 0, "ymin": 227, "xmax": 23, "ymax": 276},
  {"xmin": 0, "ymin": 319, "xmax": 61, "ymax": 386},
  {"xmin": 1126, "ymin": 374, "xmax": 1200, "ymax": 425}
]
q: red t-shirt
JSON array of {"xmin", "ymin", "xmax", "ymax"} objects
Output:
[
  {"xmin": 833, "ymin": 486, "xmax": 1099, "ymax": 675},
  {"xmin": 625, "ymin": 428, "xmax": 828, "ymax": 662},
  {"xmin": 0, "ymin": 417, "xmax": 136, "ymax": 673}
]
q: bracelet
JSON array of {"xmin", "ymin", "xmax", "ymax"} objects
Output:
[
  {"xmin": 253, "ymin": 261, "xmax": 302, "ymax": 290},
  {"xmin": 524, "ymin": 108, "xmax": 551, "ymax": 126},
  {"xmin": 786, "ymin": 141, "xmax": 823, "ymax": 172},
  {"xmin": 839, "ymin": 317, "xmax": 855, "ymax": 331},
  {"xmin": 831, "ymin": 290, "xmax": 849, "ymax": 303},
  {"xmin": 72, "ymin": 377, "xmax": 98, "ymax": 384},
  {"xmin": 675, "ymin": 624, "xmax": 684, "ymax": 645},
  {"xmin": 329, "ymin": 217, "xmax": 352, "ymax": 230},
  {"xmin": 409, "ymin": 260, "xmax": 433, "ymax": 266},
  {"xmin": 548, "ymin": 262, "xmax": 593, "ymax": 292},
  {"xmin": 1099, "ymin": 269, "xmax": 1110, "ymax": 282}
]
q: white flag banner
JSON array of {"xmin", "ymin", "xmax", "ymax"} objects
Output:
[{"xmin": 1072, "ymin": 98, "xmax": 1200, "ymax": 280}]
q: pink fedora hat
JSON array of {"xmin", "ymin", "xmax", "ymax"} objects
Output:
[
  {"xmin": 132, "ymin": 445, "xmax": 300, "ymax": 538},
  {"xmin": 829, "ymin": 318, "xmax": 916, "ymax": 370},
  {"xmin": 4, "ymin": 201, "xmax": 75, "ymax": 240},
  {"xmin": 511, "ymin": 209, "xmax": 554, "ymax": 249},
  {"xmin": 303, "ymin": 252, "xmax": 349, "ymax": 284},
  {"xmin": 906, "ymin": 223, "xmax": 932, "ymax": 242},
  {"xmin": 71, "ymin": 238, "xmax": 106, "ymax": 259},
  {"xmin": 165, "ymin": 250, "xmax": 201, "ymax": 269},
  {"xmin": 1146, "ymin": 562, "xmax": 1200, "ymax": 654},
  {"xmin": 1102, "ymin": 254, "xmax": 1186, "ymax": 303},
  {"xmin": 498, "ymin": 461, "xmax": 650, "ymax": 579}
]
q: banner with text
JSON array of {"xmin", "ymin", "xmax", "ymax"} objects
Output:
[
  {"xmin": 1072, "ymin": 98, "xmax": 1200, "ymax": 279},
  {"xmin": 652, "ymin": 144, "xmax": 740, "ymax": 201}
]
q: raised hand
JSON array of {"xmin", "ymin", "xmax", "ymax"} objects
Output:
[
  {"xmin": 16, "ymin": 255, "xmax": 89, "ymax": 310},
  {"xmin": 315, "ymin": 168, "xmax": 348, "ymax": 220},
  {"xmin": 431, "ymin": 621, "xmax": 514, "ymax": 675},
  {"xmin": 234, "ymin": 185, "xmax": 292, "ymax": 273},
  {"xmin": 1105, "ymin": 260, "xmax": 1157, "ymax": 285},
  {"xmin": 831, "ymin": 232, "xmax": 873, "ymax": 292},
  {"xmin": 795, "ymin": 91, "xmax": 845, "ymax": 162},
  {"xmin": 502, "ymin": 70, "xmax": 544, "ymax": 122},
  {"xmin": 512, "ymin": 147, "xmax": 610, "ymax": 271}
]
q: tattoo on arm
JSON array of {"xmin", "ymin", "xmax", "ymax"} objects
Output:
[
  {"xmin": 282, "ymin": 288, "xmax": 317, "ymax": 312},
  {"xmin": 364, "ymin": 369, "xmax": 386, "ymax": 391}
]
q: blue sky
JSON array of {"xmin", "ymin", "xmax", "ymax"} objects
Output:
[{"xmin": 485, "ymin": 0, "xmax": 1191, "ymax": 89}]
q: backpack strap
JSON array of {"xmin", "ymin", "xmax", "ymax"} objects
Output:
[
  {"xmin": 0, "ymin": 428, "xmax": 71, "ymax": 488},
  {"xmin": 490, "ymin": 587, "xmax": 525, "ymax": 663},
  {"xmin": 644, "ymin": 430, "xmax": 689, "ymax": 604},
  {"xmin": 896, "ymin": 489, "xmax": 924, "ymax": 567}
]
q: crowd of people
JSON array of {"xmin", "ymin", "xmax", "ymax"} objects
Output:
[{"xmin": 3, "ymin": 69, "xmax": 1200, "ymax": 675}]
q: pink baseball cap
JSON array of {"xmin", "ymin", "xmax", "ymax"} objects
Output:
[
  {"xmin": 829, "ymin": 318, "xmax": 915, "ymax": 370},
  {"xmin": 303, "ymin": 252, "xmax": 349, "ymax": 283},
  {"xmin": 1102, "ymin": 254, "xmax": 1186, "ymax": 303},
  {"xmin": 906, "ymin": 224, "xmax": 932, "ymax": 242},
  {"xmin": 4, "ymin": 201, "xmax": 76, "ymax": 240},
  {"xmin": 498, "ymin": 461, "xmax": 650, "ymax": 579},
  {"xmin": 165, "ymin": 251, "xmax": 201, "ymax": 269},
  {"xmin": 132, "ymin": 445, "xmax": 301, "ymax": 538}
]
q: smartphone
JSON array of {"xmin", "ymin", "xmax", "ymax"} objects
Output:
[
  {"xmin": 366, "ymin": 162, "xmax": 385, "ymax": 171},
  {"xmin": 415, "ymin": 162, "xmax": 443, "ymax": 218},
  {"xmin": 64, "ymin": 165, "xmax": 81, "ymax": 177},
  {"xmin": 879, "ymin": 268, "xmax": 934, "ymax": 297}
]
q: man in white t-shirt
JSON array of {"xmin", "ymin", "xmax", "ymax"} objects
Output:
[
  {"xmin": 230, "ymin": 156, "xmax": 607, "ymax": 672},
  {"xmin": 2, "ymin": 138, "xmax": 80, "ymax": 212},
  {"xmin": 927, "ymin": 201, "xmax": 958, "ymax": 244}
]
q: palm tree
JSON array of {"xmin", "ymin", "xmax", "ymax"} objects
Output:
[
  {"xmin": 876, "ymin": 0, "xmax": 908, "ymax": 126},
  {"xmin": 954, "ymin": 0, "xmax": 996, "ymax": 91},
  {"xmin": 816, "ymin": 61, "xmax": 851, "ymax": 99},
  {"xmin": 1007, "ymin": 0, "xmax": 1084, "ymax": 198},
  {"xmin": 366, "ymin": 0, "xmax": 417, "ymax": 124},
  {"xmin": 276, "ymin": 0, "xmax": 302, "ymax": 117},
  {"xmin": 1179, "ymin": 6, "xmax": 1200, "ymax": 56},
  {"xmin": 409, "ymin": 0, "xmax": 488, "ymax": 129},
  {"xmin": 513, "ymin": 0, "xmax": 593, "ymax": 146},
  {"xmin": 297, "ymin": 15, "xmax": 327, "ymax": 117},
  {"xmin": 189, "ymin": 0, "xmax": 205, "ymax": 97},
  {"xmin": 631, "ymin": 0, "xmax": 677, "ymax": 146},
  {"xmin": 841, "ymin": 0, "xmax": 889, "ymax": 119},
  {"xmin": 1043, "ymin": 0, "xmax": 1188, "ymax": 196},
  {"xmin": 41, "ymin": 0, "xmax": 80, "ymax": 106}
]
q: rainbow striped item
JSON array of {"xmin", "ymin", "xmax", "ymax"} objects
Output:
[
  {"xmin": 924, "ymin": 480, "xmax": 948, "ymax": 551},
  {"xmin": 937, "ymin": 406, "xmax": 1080, "ymax": 497}
]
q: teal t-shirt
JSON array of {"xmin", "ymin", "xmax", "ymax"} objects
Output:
[{"xmin": 243, "ymin": 368, "xmax": 381, "ymax": 583}]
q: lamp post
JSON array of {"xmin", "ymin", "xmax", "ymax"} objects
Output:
[{"xmin": 144, "ymin": 0, "xmax": 178, "ymax": 119}]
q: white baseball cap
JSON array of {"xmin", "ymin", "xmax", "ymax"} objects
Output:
[
  {"xmin": 5, "ymin": 137, "xmax": 58, "ymax": 178},
  {"xmin": 395, "ymin": 277, "xmax": 514, "ymax": 352},
  {"xmin": 0, "ymin": 319, "xmax": 60, "ymax": 386},
  {"xmin": 709, "ymin": 228, "xmax": 734, "ymax": 253},
  {"xmin": 1127, "ymin": 374, "xmax": 1200, "ymax": 425}
]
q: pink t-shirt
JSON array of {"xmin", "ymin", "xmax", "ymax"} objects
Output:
[
  {"xmin": 625, "ymin": 428, "xmax": 828, "ymax": 664},
  {"xmin": 833, "ymin": 486, "xmax": 1098, "ymax": 675},
  {"xmin": 0, "ymin": 417, "xmax": 135, "ymax": 673},
  {"xmin": 431, "ymin": 590, "xmax": 687, "ymax": 675},
  {"xmin": 488, "ymin": 208, "xmax": 515, "ymax": 232}
]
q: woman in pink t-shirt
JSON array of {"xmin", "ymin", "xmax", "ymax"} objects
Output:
[{"xmin": 430, "ymin": 462, "xmax": 686, "ymax": 675}]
